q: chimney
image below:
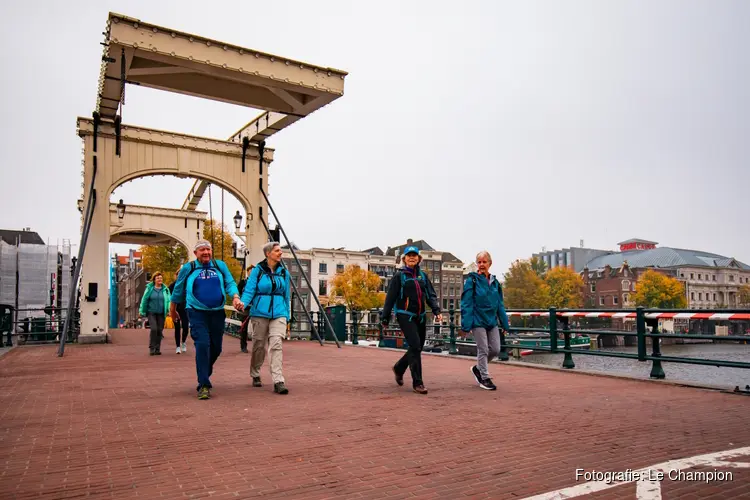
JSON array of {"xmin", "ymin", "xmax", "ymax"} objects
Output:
[{"xmin": 407, "ymin": 239, "xmax": 413, "ymax": 245}]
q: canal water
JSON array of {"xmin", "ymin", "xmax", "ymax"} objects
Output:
[{"xmin": 518, "ymin": 344, "xmax": 750, "ymax": 390}]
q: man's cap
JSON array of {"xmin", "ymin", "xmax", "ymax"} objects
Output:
[
  {"xmin": 194, "ymin": 239, "xmax": 212, "ymax": 251},
  {"xmin": 404, "ymin": 245, "xmax": 420, "ymax": 255}
]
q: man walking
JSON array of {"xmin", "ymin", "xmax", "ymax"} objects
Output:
[{"xmin": 171, "ymin": 240, "xmax": 244, "ymax": 400}]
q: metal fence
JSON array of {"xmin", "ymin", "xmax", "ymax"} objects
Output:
[
  {"xmin": 0, "ymin": 305, "xmax": 80, "ymax": 347},
  {"xmin": 280, "ymin": 306, "xmax": 750, "ymax": 385}
]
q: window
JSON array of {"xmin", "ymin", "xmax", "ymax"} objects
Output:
[
  {"xmin": 336, "ymin": 264, "xmax": 344, "ymax": 274},
  {"xmin": 599, "ymin": 296, "xmax": 605, "ymax": 306},
  {"xmin": 449, "ymin": 277, "xmax": 455, "ymax": 284},
  {"xmin": 613, "ymin": 296, "xmax": 619, "ymax": 305},
  {"xmin": 319, "ymin": 263, "xmax": 327, "ymax": 274},
  {"xmin": 713, "ymin": 293, "xmax": 717, "ymax": 301},
  {"xmin": 301, "ymin": 263, "xmax": 309, "ymax": 272},
  {"xmin": 680, "ymin": 273, "xmax": 685, "ymax": 278},
  {"xmin": 622, "ymin": 280, "xmax": 630, "ymax": 291},
  {"xmin": 449, "ymin": 299, "xmax": 455, "ymax": 309},
  {"xmin": 434, "ymin": 276, "xmax": 440, "ymax": 284},
  {"xmin": 450, "ymin": 288, "xmax": 455, "ymax": 297},
  {"xmin": 623, "ymin": 293, "xmax": 630, "ymax": 304},
  {"xmin": 698, "ymin": 274, "xmax": 702, "ymax": 280},
  {"xmin": 730, "ymin": 275, "xmax": 735, "ymax": 282},
  {"xmin": 699, "ymin": 293, "xmax": 702, "ymax": 301},
  {"xmin": 319, "ymin": 280, "xmax": 327, "ymax": 296},
  {"xmin": 713, "ymin": 275, "xmax": 716, "ymax": 281},
  {"xmin": 691, "ymin": 292, "xmax": 695, "ymax": 300},
  {"xmin": 442, "ymin": 299, "xmax": 448, "ymax": 309},
  {"xmin": 590, "ymin": 283, "xmax": 596, "ymax": 293},
  {"xmin": 690, "ymin": 273, "xmax": 694, "ymax": 279}
]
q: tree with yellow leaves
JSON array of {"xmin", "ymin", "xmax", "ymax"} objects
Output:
[
  {"xmin": 329, "ymin": 265, "xmax": 385, "ymax": 313},
  {"xmin": 544, "ymin": 266, "xmax": 584, "ymax": 308},
  {"xmin": 140, "ymin": 244, "xmax": 187, "ymax": 283},
  {"xmin": 633, "ymin": 270, "xmax": 687, "ymax": 309},
  {"xmin": 738, "ymin": 285, "xmax": 750, "ymax": 307},
  {"xmin": 139, "ymin": 219, "xmax": 242, "ymax": 285},
  {"xmin": 502, "ymin": 259, "xmax": 550, "ymax": 309}
]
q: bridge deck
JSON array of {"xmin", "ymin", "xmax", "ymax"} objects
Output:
[{"xmin": 1, "ymin": 329, "xmax": 748, "ymax": 499}]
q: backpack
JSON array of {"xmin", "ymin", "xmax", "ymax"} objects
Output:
[{"xmin": 394, "ymin": 269, "xmax": 429, "ymax": 321}]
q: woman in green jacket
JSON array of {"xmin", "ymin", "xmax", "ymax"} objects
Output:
[{"xmin": 139, "ymin": 272, "xmax": 171, "ymax": 355}]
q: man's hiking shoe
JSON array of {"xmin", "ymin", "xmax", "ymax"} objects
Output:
[
  {"xmin": 197, "ymin": 386, "xmax": 211, "ymax": 400},
  {"xmin": 252, "ymin": 377, "xmax": 262, "ymax": 387},
  {"xmin": 413, "ymin": 385, "xmax": 428, "ymax": 395},
  {"xmin": 274, "ymin": 382, "xmax": 289, "ymax": 395}
]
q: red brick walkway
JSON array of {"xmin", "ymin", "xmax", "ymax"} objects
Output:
[{"xmin": 1, "ymin": 329, "xmax": 749, "ymax": 499}]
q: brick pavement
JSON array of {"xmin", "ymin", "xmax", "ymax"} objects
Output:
[{"xmin": 0, "ymin": 329, "xmax": 749, "ymax": 499}]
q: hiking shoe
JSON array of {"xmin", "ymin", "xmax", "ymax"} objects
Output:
[
  {"xmin": 241, "ymin": 348, "xmax": 249, "ymax": 353},
  {"xmin": 252, "ymin": 377, "xmax": 262, "ymax": 387},
  {"xmin": 274, "ymin": 382, "xmax": 289, "ymax": 395},
  {"xmin": 471, "ymin": 365, "xmax": 482, "ymax": 385},
  {"xmin": 479, "ymin": 378, "xmax": 497, "ymax": 391},
  {"xmin": 392, "ymin": 366, "xmax": 404, "ymax": 386},
  {"xmin": 413, "ymin": 385, "xmax": 428, "ymax": 395},
  {"xmin": 181, "ymin": 342, "xmax": 187, "ymax": 353},
  {"xmin": 197, "ymin": 386, "xmax": 211, "ymax": 400},
  {"xmin": 176, "ymin": 346, "xmax": 181, "ymax": 354}
]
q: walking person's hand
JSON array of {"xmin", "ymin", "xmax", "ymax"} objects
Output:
[
  {"xmin": 435, "ymin": 313, "xmax": 443, "ymax": 323},
  {"xmin": 232, "ymin": 295, "xmax": 244, "ymax": 312}
]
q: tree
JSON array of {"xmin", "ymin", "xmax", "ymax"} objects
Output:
[
  {"xmin": 530, "ymin": 256, "xmax": 547, "ymax": 278},
  {"xmin": 139, "ymin": 219, "xmax": 242, "ymax": 285},
  {"xmin": 329, "ymin": 265, "xmax": 385, "ymax": 314},
  {"xmin": 140, "ymin": 244, "xmax": 187, "ymax": 283},
  {"xmin": 544, "ymin": 267, "xmax": 584, "ymax": 309},
  {"xmin": 739, "ymin": 285, "xmax": 750, "ymax": 307},
  {"xmin": 502, "ymin": 259, "xmax": 550, "ymax": 309},
  {"xmin": 633, "ymin": 270, "xmax": 687, "ymax": 309}
]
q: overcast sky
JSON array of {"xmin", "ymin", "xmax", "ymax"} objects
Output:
[{"xmin": 1, "ymin": 0, "xmax": 748, "ymax": 274}]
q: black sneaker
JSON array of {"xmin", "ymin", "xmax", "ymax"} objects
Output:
[
  {"xmin": 274, "ymin": 382, "xmax": 289, "ymax": 395},
  {"xmin": 471, "ymin": 365, "xmax": 482, "ymax": 385},
  {"xmin": 479, "ymin": 378, "xmax": 497, "ymax": 391},
  {"xmin": 241, "ymin": 348, "xmax": 248, "ymax": 353},
  {"xmin": 252, "ymin": 377, "xmax": 262, "ymax": 387},
  {"xmin": 393, "ymin": 366, "xmax": 404, "ymax": 386}
]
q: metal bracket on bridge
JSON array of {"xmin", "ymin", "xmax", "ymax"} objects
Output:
[{"xmin": 241, "ymin": 136, "xmax": 249, "ymax": 173}]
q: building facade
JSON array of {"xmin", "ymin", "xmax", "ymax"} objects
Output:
[
  {"xmin": 533, "ymin": 245, "xmax": 613, "ymax": 273},
  {"xmin": 582, "ymin": 240, "xmax": 750, "ymax": 309}
]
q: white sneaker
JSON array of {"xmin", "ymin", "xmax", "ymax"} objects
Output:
[
  {"xmin": 181, "ymin": 342, "xmax": 187, "ymax": 353},
  {"xmin": 176, "ymin": 346, "xmax": 181, "ymax": 354}
]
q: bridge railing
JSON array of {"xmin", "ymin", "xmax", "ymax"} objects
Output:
[
  {"xmin": 285, "ymin": 306, "xmax": 750, "ymax": 386},
  {"xmin": 0, "ymin": 305, "xmax": 80, "ymax": 347}
]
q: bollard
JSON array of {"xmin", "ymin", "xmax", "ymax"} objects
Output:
[
  {"xmin": 636, "ymin": 307, "xmax": 647, "ymax": 361},
  {"xmin": 549, "ymin": 307, "xmax": 558, "ymax": 353},
  {"xmin": 561, "ymin": 316, "xmax": 575, "ymax": 369},
  {"xmin": 498, "ymin": 329, "xmax": 509, "ymax": 361},
  {"xmin": 648, "ymin": 319, "xmax": 665, "ymax": 379},
  {"xmin": 448, "ymin": 308, "xmax": 457, "ymax": 355},
  {"xmin": 351, "ymin": 312, "xmax": 359, "ymax": 345}
]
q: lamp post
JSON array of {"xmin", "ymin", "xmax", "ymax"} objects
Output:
[
  {"xmin": 116, "ymin": 199, "xmax": 126, "ymax": 220},
  {"xmin": 233, "ymin": 210, "xmax": 242, "ymax": 231}
]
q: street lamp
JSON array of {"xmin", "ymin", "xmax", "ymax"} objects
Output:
[
  {"xmin": 116, "ymin": 199, "xmax": 126, "ymax": 220},
  {"xmin": 233, "ymin": 210, "xmax": 242, "ymax": 231}
]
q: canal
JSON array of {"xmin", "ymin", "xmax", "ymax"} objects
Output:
[{"xmin": 518, "ymin": 343, "xmax": 750, "ymax": 390}]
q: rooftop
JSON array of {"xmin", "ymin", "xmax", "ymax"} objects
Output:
[
  {"xmin": 586, "ymin": 247, "xmax": 750, "ymax": 271},
  {"xmin": 0, "ymin": 229, "xmax": 45, "ymax": 246}
]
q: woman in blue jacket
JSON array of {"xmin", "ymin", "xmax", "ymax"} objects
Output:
[
  {"xmin": 241, "ymin": 241, "xmax": 291, "ymax": 395},
  {"xmin": 460, "ymin": 251, "xmax": 510, "ymax": 391},
  {"xmin": 139, "ymin": 272, "xmax": 171, "ymax": 356}
]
